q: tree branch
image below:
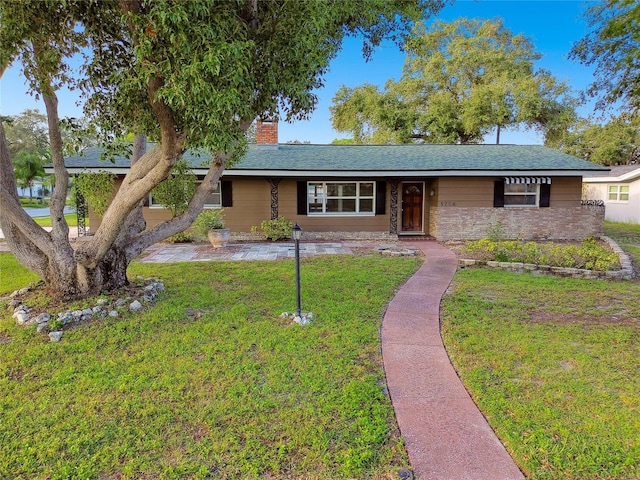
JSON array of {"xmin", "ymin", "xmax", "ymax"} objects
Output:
[
  {"xmin": 41, "ymin": 79, "xmax": 73, "ymax": 250},
  {"xmin": 0, "ymin": 120, "xmax": 53, "ymax": 259},
  {"xmin": 123, "ymin": 153, "xmax": 229, "ymax": 259}
]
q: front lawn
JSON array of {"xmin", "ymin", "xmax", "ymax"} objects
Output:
[
  {"xmin": 0, "ymin": 253, "xmax": 41, "ymax": 294},
  {"xmin": 0, "ymin": 253, "xmax": 420, "ymax": 479},
  {"xmin": 605, "ymin": 220, "xmax": 640, "ymax": 269},
  {"xmin": 441, "ymin": 269, "xmax": 640, "ymax": 480},
  {"xmin": 32, "ymin": 213, "xmax": 79, "ymax": 227}
]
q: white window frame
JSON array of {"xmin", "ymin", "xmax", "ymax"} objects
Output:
[
  {"xmin": 149, "ymin": 181, "xmax": 222, "ymax": 209},
  {"xmin": 607, "ymin": 184, "xmax": 629, "ymax": 202},
  {"xmin": 504, "ymin": 183, "xmax": 540, "ymax": 207},
  {"xmin": 307, "ymin": 181, "xmax": 375, "ymax": 216}
]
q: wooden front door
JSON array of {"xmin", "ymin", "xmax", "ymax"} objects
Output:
[{"xmin": 401, "ymin": 182, "xmax": 424, "ymax": 232}]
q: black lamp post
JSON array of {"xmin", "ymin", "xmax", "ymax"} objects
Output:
[{"xmin": 292, "ymin": 223, "xmax": 302, "ymax": 318}]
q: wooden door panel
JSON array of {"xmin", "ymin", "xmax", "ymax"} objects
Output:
[{"xmin": 401, "ymin": 183, "xmax": 423, "ymax": 232}]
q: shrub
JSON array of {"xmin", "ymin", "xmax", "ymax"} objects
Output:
[
  {"xmin": 461, "ymin": 238, "xmax": 620, "ymax": 271},
  {"xmin": 486, "ymin": 220, "xmax": 506, "ymax": 242},
  {"xmin": 150, "ymin": 159, "xmax": 196, "ymax": 216},
  {"xmin": 166, "ymin": 231, "xmax": 194, "ymax": 243},
  {"xmin": 74, "ymin": 170, "xmax": 115, "ymax": 216},
  {"xmin": 193, "ymin": 208, "xmax": 226, "ymax": 236},
  {"xmin": 251, "ymin": 217, "xmax": 293, "ymax": 241}
]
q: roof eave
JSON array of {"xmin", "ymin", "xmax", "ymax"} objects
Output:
[
  {"xmin": 584, "ymin": 170, "xmax": 640, "ymax": 183},
  {"xmin": 52, "ymin": 167, "xmax": 603, "ymax": 178}
]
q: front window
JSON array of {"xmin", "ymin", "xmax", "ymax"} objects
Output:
[
  {"xmin": 307, "ymin": 181, "xmax": 375, "ymax": 215},
  {"xmin": 504, "ymin": 183, "xmax": 539, "ymax": 206},
  {"xmin": 608, "ymin": 185, "xmax": 629, "ymax": 202},
  {"xmin": 150, "ymin": 182, "xmax": 222, "ymax": 209}
]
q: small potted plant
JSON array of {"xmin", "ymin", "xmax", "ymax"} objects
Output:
[{"xmin": 194, "ymin": 208, "xmax": 229, "ymax": 248}]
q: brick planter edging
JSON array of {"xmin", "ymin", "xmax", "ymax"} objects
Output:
[{"xmin": 457, "ymin": 236, "xmax": 635, "ymax": 280}]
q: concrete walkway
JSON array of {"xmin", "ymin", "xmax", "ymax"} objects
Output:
[
  {"xmin": 139, "ymin": 241, "xmax": 368, "ymax": 262},
  {"xmin": 381, "ymin": 241, "xmax": 524, "ymax": 480}
]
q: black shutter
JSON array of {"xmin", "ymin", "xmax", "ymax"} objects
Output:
[
  {"xmin": 539, "ymin": 183, "xmax": 551, "ymax": 207},
  {"xmin": 375, "ymin": 181, "xmax": 386, "ymax": 215},
  {"xmin": 221, "ymin": 180, "xmax": 233, "ymax": 207},
  {"xmin": 297, "ymin": 181, "xmax": 307, "ymax": 215},
  {"xmin": 493, "ymin": 180, "xmax": 505, "ymax": 207}
]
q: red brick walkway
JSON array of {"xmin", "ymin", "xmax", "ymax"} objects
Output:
[{"xmin": 381, "ymin": 241, "xmax": 524, "ymax": 480}]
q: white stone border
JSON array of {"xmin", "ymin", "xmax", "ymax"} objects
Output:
[{"xmin": 457, "ymin": 236, "xmax": 635, "ymax": 280}]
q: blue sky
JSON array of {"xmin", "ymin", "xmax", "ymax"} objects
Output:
[{"xmin": 0, "ymin": 0, "xmax": 598, "ymax": 145}]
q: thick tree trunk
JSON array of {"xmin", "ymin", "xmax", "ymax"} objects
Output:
[{"xmin": 2, "ymin": 37, "xmax": 249, "ymax": 300}]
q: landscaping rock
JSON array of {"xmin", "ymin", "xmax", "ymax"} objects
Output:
[
  {"xmin": 13, "ymin": 277, "xmax": 166, "ymax": 341},
  {"xmin": 280, "ymin": 311, "xmax": 313, "ymax": 325},
  {"xmin": 397, "ymin": 469, "xmax": 414, "ymax": 480},
  {"xmin": 48, "ymin": 331, "xmax": 63, "ymax": 342},
  {"xmin": 13, "ymin": 312, "xmax": 30, "ymax": 325},
  {"xmin": 293, "ymin": 315, "xmax": 311, "ymax": 326},
  {"xmin": 129, "ymin": 300, "xmax": 143, "ymax": 312},
  {"xmin": 35, "ymin": 313, "xmax": 51, "ymax": 325}
]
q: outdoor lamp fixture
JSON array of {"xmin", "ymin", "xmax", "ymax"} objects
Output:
[{"xmin": 292, "ymin": 223, "xmax": 303, "ymax": 318}]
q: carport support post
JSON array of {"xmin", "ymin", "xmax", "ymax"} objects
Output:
[{"xmin": 292, "ymin": 223, "xmax": 302, "ymax": 319}]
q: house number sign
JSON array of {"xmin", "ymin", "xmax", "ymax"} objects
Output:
[{"xmin": 440, "ymin": 201, "xmax": 456, "ymax": 206}]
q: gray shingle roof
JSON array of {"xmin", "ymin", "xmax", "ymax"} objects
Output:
[
  {"xmin": 583, "ymin": 164, "xmax": 640, "ymax": 178},
  {"xmin": 58, "ymin": 143, "xmax": 609, "ymax": 174}
]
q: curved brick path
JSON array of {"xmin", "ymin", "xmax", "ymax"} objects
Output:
[{"xmin": 381, "ymin": 241, "xmax": 524, "ymax": 480}]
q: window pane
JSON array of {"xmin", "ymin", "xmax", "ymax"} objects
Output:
[
  {"xmin": 620, "ymin": 193, "xmax": 629, "ymax": 201},
  {"xmin": 308, "ymin": 183, "xmax": 323, "ymax": 199},
  {"xmin": 327, "ymin": 183, "xmax": 356, "ymax": 197},
  {"xmin": 204, "ymin": 192, "xmax": 221, "ymax": 205},
  {"xmin": 359, "ymin": 199, "xmax": 373, "ymax": 212},
  {"xmin": 506, "ymin": 183, "xmax": 537, "ymax": 193},
  {"xmin": 620, "ymin": 186, "xmax": 629, "ymax": 193},
  {"xmin": 327, "ymin": 198, "xmax": 356, "ymax": 212},
  {"xmin": 360, "ymin": 183, "xmax": 374, "ymax": 196},
  {"xmin": 505, "ymin": 195, "xmax": 536, "ymax": 206}
]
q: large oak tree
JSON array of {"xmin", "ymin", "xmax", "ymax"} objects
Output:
[
  {"xmin": 0, "ymin": 0, "xmax": 446, "ymax": 299},
  {"xmin": 330, "ymin": 18, "xmax": 578, "ymax": 144},
  {"xmin": 570, "ymin": 0, "xmax": 640, "ymax": 113},
  {"xmin": 551, "ymin": 113, "xmax": 639, "ymax": 166}
]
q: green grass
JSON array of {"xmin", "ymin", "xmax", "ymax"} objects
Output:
[
  {"xmin": 605, "ymin": 220, "xmax": 640, "ymax": 268},
  {"xmin": 441, "ymin": 269, "xmax": 640, "ymax": 480},
  {"xmin": 0, "ymin": 253, "xmax": 41, "ymax": 294},
  {"xmin": 32, "ymin": 213, "xmax": 78, "ymax": 227},
  {"xmin": 605, "ymin": 220, "xmax": 640, "ymax": 238},
  {"xmin": 0, "ymin": 253, "xmax": 421, "ymax": 479}
]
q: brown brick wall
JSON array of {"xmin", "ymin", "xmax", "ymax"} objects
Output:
[{"xmin": 433, "ymin": 205, "xmax": 605, "ymax": 241}]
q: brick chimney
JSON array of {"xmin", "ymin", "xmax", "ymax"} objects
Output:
[{"xmin": 256, "ymin": 119, "xmax": 278, "ymax": 148}]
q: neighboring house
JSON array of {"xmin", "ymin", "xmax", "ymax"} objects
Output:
[
  {"xmin": 583, "ymin": 165, "xmax": 640, "ymax": 224},
  {"xmin": 56, "ymin": 121, "xmax": 609, "ymax": 241}
]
